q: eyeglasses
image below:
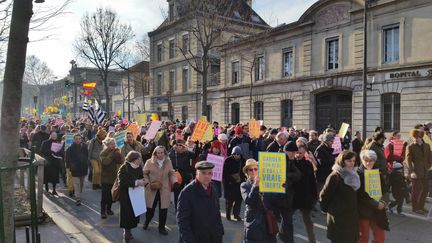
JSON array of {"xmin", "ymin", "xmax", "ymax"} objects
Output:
[{"xmin": 248, "ymin": 168, "xmax": 258, "ymax": 172}]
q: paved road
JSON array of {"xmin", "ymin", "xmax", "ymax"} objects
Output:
[{"xmin": 44, "ymin": 181, "xmax": 432, "ymax": 243}]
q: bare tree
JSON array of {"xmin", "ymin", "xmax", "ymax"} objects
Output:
[
  {"xmin": 134, "ymin": 35, "xmax": 150, "ymax": 62},
  {"xmin": 74, "ymin": 8, "xmax": 135, "ymax": 112},
  {"xmin": 23, "ymin": 54, "xmax": 55, "ymax": 90}
]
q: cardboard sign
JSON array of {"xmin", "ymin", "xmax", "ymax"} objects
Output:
[
  {"xmin": 201, "ymin": 125, "xmax": 213, "ymax": 142},
  {"xmin": 365, "ymin": 169, "xmax": 382, "ymax": 201},
  {"xmin": 144, "ymin": 120, "xmax": 162, "ymax": 140},
  {"xmin": 65, "ymin": 133, "xmax": 74, "ymax": 150},
  {"xmin": 258, "ymin": 152, "xmax": 286, "ymax": 193},
  {"xmin": 51, "ymin": 142, "xmax": 63, "ymax": 153},
  {"xmin": 150, "ymin": 113, "xmax": 159, "ymax": 121},
  {"xmin": 332, "ymin": 135, "xmax": 342, "ymax": 155},
  {"xmin": 128, "ymin": 123, "xmax": 139, "ymax": 139},
  {"xmin": 338, "ymin": 122, "xmax": 349, "ymax": 138},
  {"xmin": 114, "ymin": 131, "xmax": 127, "ymax": 149},
  {"xmin": 392, "ymin": 139, "xmax": 405, "ymax": 157},
  {"xmin": 199, "ymin": 116, "xmax": 207, "ymax": 121},
  {"xmin": 190, "ymin": 120, "xmax": 210, "ymax": 142},
  {"xmin": 249, "ymin": 120, "xmax": 261, "ymax": 138},
  {"xmin": 135, "ymin": 114, "xmax": 147, "ymax": 126},
  {"xmin": 206, "ymin": 153, "xmax": 225, "ymax": 182}
]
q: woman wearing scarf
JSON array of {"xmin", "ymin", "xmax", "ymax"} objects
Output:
[
  {"xmin": 218, "ymin": 133, "xmax": 229, "ymax": 157},
  {"xmin": 320, "ymin": 151, "xmax": 360, "ymax": 243}
]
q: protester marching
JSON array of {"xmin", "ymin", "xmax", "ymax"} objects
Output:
[{"xmin": 18, "ymin": 108, "xmax": 432, "ymax": 243}]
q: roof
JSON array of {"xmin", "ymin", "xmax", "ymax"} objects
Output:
[{"xmin": 130, "ymin": 61, "xmax": 149, "ymax": 74}]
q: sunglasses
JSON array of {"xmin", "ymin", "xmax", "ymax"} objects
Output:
[
  {"xmin": 232, "ymin": 153, "xmax": 241, "ymax": 156},
  {"xmin": 248, "ymin": 168, "xmax": 258, "ymax": 172}
]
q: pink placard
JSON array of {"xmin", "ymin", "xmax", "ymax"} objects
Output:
[
  {"xmin": 392, "ymin": 139, "xmax": 404, "ymax": 157},
  {"xmin": 332, "ymin": 135, "xmax": 342, "ymax": 155},
  {"xmin": 144, "ymin": 120, "xmax": 162, "ymax": 140},
  {"xmin": 206, "ymin": 153, "xmax": 225, "ymax": 182},
  {"xmin": 51, "ymin": 142, "xmax": 63, "ymax": 153}
]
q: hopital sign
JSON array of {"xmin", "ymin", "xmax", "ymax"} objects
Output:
[{"xmin": 386, "ymin": 68, "xmax": 432, "ymax": 79}]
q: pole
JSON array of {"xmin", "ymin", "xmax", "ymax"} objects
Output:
[
  {"xmin": 127, "ymin": 64, "xmax": 131, "ymax": 121},
  {"xmin": 362, "ymin": 0, "xmax": 368, "ymax": 141}
]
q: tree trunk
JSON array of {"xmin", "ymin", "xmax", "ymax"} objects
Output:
[
  {"xmin": 0, "ymin": 1, "xmax": 33, "ymax": 242},
  {"xmin": 201, "ymin": 55, "xmax": 208, "ymax": 117},
  {"xmin": 103, "ymin": 72, "xmax": 110, "ymax": 113}
]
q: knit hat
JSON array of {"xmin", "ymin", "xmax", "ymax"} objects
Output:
[
  {"xmin": 392, "ymin": 162, "xmax": 403, "ymax": 170},
  {"xmin": 218, "ymin": 133, "xmax": 228, "ymax": 141},
  {"xmin": 269, "ymin": 128, "xmax": 278, "ymax": 135},
  {"xmin": 284, "ymin": 141, "xmax": 298, "ymax": 152},
  {"xmin": 232, "ymin": 146, "xmax": 242, "ymax": 155},
  {"xmin": 234, "ymin": 126, "xmax": 243, "ymax": 135},
  {"xmin": 211, "ymin": 140, "xmax": 222, "ymax": 150}
]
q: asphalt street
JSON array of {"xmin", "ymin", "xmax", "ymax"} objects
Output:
[{"xmin": 42, "ymin": 181, "xmax": 432, "ymax": 243}]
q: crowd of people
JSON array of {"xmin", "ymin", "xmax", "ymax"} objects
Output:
[{"xmin": 18, "ymin": 116, "xmax": 432, "ymax": 243}]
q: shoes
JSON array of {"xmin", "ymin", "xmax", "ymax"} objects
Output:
[
  {"xmin": 142, "ymin": 223, "xmax": 149, "ymax": 230},
  {"xmin": 101, "ymin": 213, "xmax": 107, "ymax": 219},
  {"xmin": 226, "ymin": 215, "xmax": 232, "ymax": 221},
  {"xmin": 159, "ymin": 228, "xmax": 168, "ymax": 235},
  {"xmin": 234, "ymin": 215, "xmax": 242, "ymax": 222},
  {"xmin": 76, "ymin": 199, "xmax": 82, "ymax": 206},
  {"xmin": 51, "ymin": 190, "xmax": 58, "ymax": 196},
  {"xmin": 413, "ymin": 209, "xmax": 425, "ymax": 215},
  {"xmin": 388, "ymin": 207, "xmax": 394, "ymax": 214},
  {"xmin": 68, "ymin": 191, "xmax": 75, "ymax": 197},
  {"xmin": 397, "ymin": 212, "xmax": 406, "ymax": 217},
  {"xmin": 106, "ymin": 209, "xmax": 114, "ymax": 215}
]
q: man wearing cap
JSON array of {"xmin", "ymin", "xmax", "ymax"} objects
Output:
[
  {"xmin": 314, "ymin": 133, "xmax": 336, "ymax": 192},
  {"xmin": 177, "ymin": 161, "xmax": 224, "ymax": 243}
]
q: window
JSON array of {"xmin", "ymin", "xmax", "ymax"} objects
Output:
[
  {"xmin": 169, "ymin": 4, "xmax": 174, "ymax": 21},
  {"xmin": 169, "ymin": 39, "xmax": 175, "ymax": 59},
  {"xmin": 382, "ymin": 93, "xmax": 400, "ymax": 131},
  {"xmin": 255, "ymin": 56, "xmax": 265, "ymax": 81},
  {"xmin": 232, "ymin": 61, "xmax": 240, "ymax": 84},
  {"xmin": 206, "ymin": 105, "xmax": 212, "ymax": 122},
  {"xmin": 209, "ymin": 64, "xmax": 220, "ymax": 86},
  {"xmin": 182, "ymin": 67, "xmax": 189, "ymax": 92},
  {"xmin": 169, "ymin": 70, "xmax": 175, "ymax": 92},
  {"xmin": 283, "ymin": 48, "xmax": 293, "ymax": 77},
  {"xmin": 327, "ymin": 38, "xmax": 339, "ymax": 70},
  {"xmin": 281, "ymin": 99, "xmax": 293, "ymax": 127},
  {"xmin": 156, "ymin": 73, "xmax": 162, "ymax": 95},
  {"xmin": 182, "ymin": 34, "xmax": 190, "ymax": 54},
  {"xmin": 254, "ymin": 101, "xmax": 264, "ymax": 120},
  {"xmin": 231, "ymin": 103, "xmax": 240, "ymax": 124},
  {"xmin": 384, "ymin": 25, "xmax": 399, "ymax": 63},
  {"xmin": 181, "ymin": 106, "xmax": 188, "ymax": 121},
  {"xmin": 157, "ymin": 44, "xmax": 162, "ymax": 62}
]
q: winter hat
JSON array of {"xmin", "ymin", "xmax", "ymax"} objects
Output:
[
  {"xmin": 269, "ymin": 128, "xmax": 278, "ymax": 135},
  {"xmin": 234, "ymin": 126, "xmax": 243, "ymax": 135},
  {"xmin": 211, "ymin": 140, "xmax": 222, "ymax": 150},
  {"xmin": 232, "ymin": 146, "xmax": 242, "ymax": 155},
  {"xmin": 218, "ymin": 133, "xmax": 228, "ymax": 141},
  {"xmin": 243, "ymin": 159, "xmax": 259, "ymax": 174},
  {"xmin": 322, "ymin": 133, "xmax": 335, "ymax": 142},
  {"xmin": 284, "ymin": 141, "xmax": 298, "ymax": 152},
  {"xmin": 392, "ymin": 162, "xmax": 403, "ymax": 170}
]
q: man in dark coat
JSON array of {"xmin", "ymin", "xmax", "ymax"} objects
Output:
[
  {"xmin": 32, "ymin": 125, "xmax": 49, "ymax": 155},
  {"xmin": 314, "ymin": 133, "xmax": 336, "ymax": 192},
  {"xmin": 306, "ymin": 130, "xmax": 320, "ymax": 153},
  {"xmin": 266, "ymin": 131, "xmax": 289, "ymax": 152},
  {"xmin": 177, "ymin": 161, "xmax": 224, "ymax": 243},
  {"xmin": 65, "ymin": 134, "xmax": 89, "ymax": 205},
  {"xmin": 263, "ymin": 128, "xmax": 278, "ymax": 150}
]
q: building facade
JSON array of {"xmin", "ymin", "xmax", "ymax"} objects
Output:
[{"xmin": 149, "ymin": 0, "xmax": 432, "ymax": 135}]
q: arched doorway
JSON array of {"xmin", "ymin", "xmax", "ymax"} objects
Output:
[{"xmin": 315, "ymin": 90, "xmax": 352, "ymax": 133}]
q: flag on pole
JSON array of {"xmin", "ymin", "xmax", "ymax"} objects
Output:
[
  {"xmin": 94, "ymin": 100, "xmax": 106, "ymax": 124},
  {"xmin": 82, "ymin": 97, "xmax": 89, "ymax": 111}
]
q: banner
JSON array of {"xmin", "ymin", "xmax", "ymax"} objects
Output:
[
  {"xmin": 332, "ymin": 135, "xmax": 342, "ymax": 155},
  {"xmin": 65, "ymin": 133, "xmax": 74, "ymax": 150},
  {"xmin": 201, "ymin": 125, "xmax": 213, "ymax": 142},
  {"xmin": 128, "ymin": 123, "xmax": 139, "ymax": 139},
  {"xmin": 190, "ymin": 120, "xmax": 210, "ymax": 142},
  {"xmin": 114, "ymin": 131, "xmax": 127, "ymax": 149},
  {"xmin": 135, "ymin": 114, "xmax": 147, "ymax": 126},
  {"xmin": 258, "ymin": 152, "xmax": 286, "ymax": 193},
  {"xmin": 365, "ymin": 169, "xmax": 382, "ymax": 201},
  {"xmin": 392, "ymin": 139, "xmax": 405, "ymax": 157},
  {"xmin": 144, "ymin": 120, "xmax": 162, "ymax": 140},
  {"xmin": 338, "ymin": 122, "xmax": 349, "ymax": 138},
  {"xmin": 249, "ymin": 120, "xmax": 260, "ymax": 138},
  {"xmin": 206, "ymin": 154, "xmax": 225, "ymax": 182}
]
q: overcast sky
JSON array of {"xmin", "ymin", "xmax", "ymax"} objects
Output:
[{"xmin": 26, "ymin": 0, "xmax": 316, "ymax": 77}]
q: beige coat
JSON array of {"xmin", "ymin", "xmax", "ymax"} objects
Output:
[
  {"xmin": 406, "ymin": 142, "xmax": 432, "ymax": 179},
  {"xmin": 143, "ymin": 156, "xmax": 177, "ymax": 209}
]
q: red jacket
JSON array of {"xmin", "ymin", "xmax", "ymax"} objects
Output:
[{"xmin": 385, "ymin": 137, "xmax": 407, "ymax": 166}]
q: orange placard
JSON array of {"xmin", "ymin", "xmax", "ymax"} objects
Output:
[
  {"xmin": 128, "ymin": 122, "xmax": 139, "ymax": 140},
  {"xmin": 190, "ymin": 120, "xmax": 210, "ymax": 142},
  {"xmin": 249, "ymin": 120, "xmax": 260, "ymax": 138},
  {"xmin": 83, "ymin": 82, "xmax": 97, "ymax": 88}
]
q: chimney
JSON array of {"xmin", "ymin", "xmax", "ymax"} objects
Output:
[{"xmin": 245, "ymin": 0, "xmax": 252, "ymax": 8}]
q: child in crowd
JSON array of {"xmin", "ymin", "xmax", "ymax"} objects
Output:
[{"xmin": 388, "ymin": 162, "xmax": 407, "ymax": 216}]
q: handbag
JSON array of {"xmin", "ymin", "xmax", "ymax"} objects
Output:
[
  {"xmin": 260, "ymin": 195, "xmax": 279, "ymax": 236},
  {"xmin": 111, "ymin": 178, "xmax": 120, "ymax": 202},
  {"xmin": 150, "ymin": 181, "xmax": 162, "ymax": 190}
]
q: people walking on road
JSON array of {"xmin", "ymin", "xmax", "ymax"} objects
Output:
[
  {"xmin": 41, "ymin": 131, "xmax": 64, "ymax": 195},
  {"xmin": 352, "ymin": 131, "xmax": 364, "ymax": 166},
  {"xmin": 241, "ymin": 158, "xmax": 277, "ymax": 243},
  {"xmin": 65, "ymin": 134, "xmax": 89, "ymax": 206},
  {"xmin": 315, "ymin": 133, "xmax": 336, "ymax": 192},
  {"xmin": 32, "ymin": 125, "xmax": 49, "ymax": 154},
  {"xmin": 88, "ymin": 128, "xmax": 107, "ymax": 190},
  {"xmin": 142, "ymin": 146, "xmax": 178, "ymax": 235},
  {"xmin": 99, "ymin": 137, "xmax": 122, "ymax": 219},
  {"xmin": 121, "ymin": 132, "xmax": 145, "ymax": 161},
  {"xmin": 177, "ymin": 161, "xmax": 224, "ymax": 243},
  {"xmin": 389, "ymin": 162, "xmax": 408, "ymax": 216},
  {"xmin": 320, "ymin": 151, "xmax": 360, "ymax": 243},
  {"xmin": 223, "ymin": 146, "xmax": 246, "ymax": 221},
  {"xmin": 118, "ymin": 151, "xmax": 145, "ymax": 243}
]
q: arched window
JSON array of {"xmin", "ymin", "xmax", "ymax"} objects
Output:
[
  {"xmin": 231, "ymin": 103, "xmax": 240, "ymax": 124},
  {"xmin": 281, "ymin": 99, "xmax": 293, "ymax": 127},
  {"xmin": 254, "ymin": 101, "xmax": 264, "ymax": 120},
  {"xmin": 382, "ymin": 93, "xmax": 400, "ymax": 131}
]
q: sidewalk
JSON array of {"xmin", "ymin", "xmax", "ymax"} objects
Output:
[{"xmin": 15, "ymin": 220, "xmax": 71, "ymax": 243}]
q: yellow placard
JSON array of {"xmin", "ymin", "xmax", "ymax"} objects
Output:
[
  {"xmin": 135, "ymin": 114, "xmax": 147, "ymax": 126},
  {"xmin": 249, "ymin": 120, "xmax": 260, "ymax": 138},
  {"xmin": 151, "ymin": 113, "xmax": 159, "ymax": 121},
  {"xmin": 201, "ymin": 125, "xmax": 213, "ymax": 142},
  {"xmin": 199, "ymin": 116, "xmax": 207, "ymax": 121},
  {"xmin": 190, "ymin": 120, "xmax": 210, "ymax": 142},
  {"xmin": 128, "ymin": 122, "xmax": 139, "ymax": 139},
  {"xmin": 338, "ymin": 122, "xmax": 350, "ymax": 138},
  {"xmin": 423, "ymin": 134, "xmax": 432, "ymax": 150},
  {"xmin": 259, "ymin": 152, "xmax": 286, "ymax": 193},
  {"xmin": 365, "ymin": 169, "xmax": 382, "ymax": 201}
]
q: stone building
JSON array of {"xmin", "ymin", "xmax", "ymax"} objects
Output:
[{"xmin": 149, "ymin": 0, "xmax": 432, "ymax": 135}]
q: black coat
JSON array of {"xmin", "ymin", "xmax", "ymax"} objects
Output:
[
  {"xmin": 241, "ymin": 180, "xmax": 277, "ymax": 243},
  {"xmin": 307, "ymin": 139, "xmax": 320, "ymax": 154},
  {"xmin": 32, "ymin": 131, "xmax": 49, "ymax": 155},
  {"xmin": 250, "ymin": 136, "xmax": 265, "ymax": 161},
  {"xmin": 177, "ymin": 180, "xmax": 224, "ymax": 243},
  {"xmin": 65, "ymin": 143, "xmax": 88, "ymax": 177},
  {"xmin": 223, "ymin": 155, "xmax": 246, "ymax": 200},
  {"xmin": 352, "ymin": 138, "xmax": 364, "ymax": 166},
  {"xmin": 118, "ymin": 162, "xmax": 144, "ymax": 229},
  {"xmin": 319, "ymin": 171, "xmax": 359, "ymax": 243},
  {"xmin": 41, "ymin": 139, "xmax": 64, "ymax": 184},
  {"xmin": 169, "ymin": 150, "xmax": 196, "ymax": 186},
  {"xmin": 292, "ymin": 158, "xmax": 318, "ymax": 210},
  {"xmin": 266, "ymin": 140, "xmax": 284, "ymax": 153},
  {"xmin": 314, "ymin": 143, "xmax": 336, "ymax": 183},
  {"xmin": 389, "ymin": 170, "xmax": 407, "ymax": 200}
]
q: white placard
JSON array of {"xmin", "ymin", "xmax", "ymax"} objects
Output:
[{"xmin": 128, "ymin": 186, "xmax": 146, "ymax": 217}]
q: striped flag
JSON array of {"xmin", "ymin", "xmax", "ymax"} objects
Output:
[
  {"xmin": 82, "ymin": 97, "xmax": 89, "ymax": 111},
  {"xmin": 94, "ymin": 100, "xmax": 106, "ymax": 124}
]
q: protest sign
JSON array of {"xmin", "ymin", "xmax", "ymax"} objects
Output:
[
  {"xmin": 135, "ymin": 114, "xmax": 147, "ymax": 126},
  {"xmin": 365, "ymin": 169, "xmax": 382, "ymax": 201},
  {"xmin": 154, "ymin": 131, "xmax": 164, "ymax": 142},
  {"xmin": 51, "ymin": 142, "xmax": 63, "ymax": 153},
  {"xmin": 199, "ymin": 116, "xmax": 207, "ymax": 121},
  {"xmin": 41, "ymin": 116, "xmax": 50, "ymax": 124},
  {"xmin": 201, "ymin": 125, "xmax": 213, "ymax": 142},
  {"xmin": 114, "ymin": 131, "xmax": 127, "ymax": 149},
  {"xmin": 392, "ymin": 139, "xmax": 405, "ymax": 157},
  {"xmin": 108, "ymin": 126, "xmax": 115, "ymax": 132},
  {"xmin": 128, "ymin": 123, "xmax": 139, "ymax": 139},
  {"xmin": 55, "ymin": 118, "xmax": 63, "ymax": 126},
  {"xmin": 249, "ymin": 120, "xmax": 260, "ymax": 138},
  {"xmin": 65, "ymin": 133, "xmax": 74, "ymax": 150},
  {"xmin": 338, "ymin": 122, "xmax": 349, "ymax": 138},
  {"xmin": 259, "ymin": 152, "xmax": 286, "ymax": 193},
  {"xmin": 144, "ymin": 120, "xmax": 162, "ymax": 140},
  {"xmin": 128, "ymin": 186, "xmax": 146, "ymax": 217},
  {"xmin": 150, "ymin": 113, "xmax": 159, "ymax": 121},
  {"xmin": 190, "ymin": 120, "xmax": 209, "ymax": 142},
  {"xmin": 206, "ymin": 154, "xmax": 225, "ymax": 182},
  {"xmin": 332, "ymin": 135, "xmax": 342, "ymax": 155}
]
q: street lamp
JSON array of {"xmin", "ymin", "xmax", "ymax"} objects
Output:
[{"xmin": 69, "ymin": 60, "xmax": 78, "ymax": 117}]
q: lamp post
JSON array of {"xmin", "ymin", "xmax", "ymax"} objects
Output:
[{"xmin": 69, "ymin": 60, "xmax": 78, "ymax": 117}]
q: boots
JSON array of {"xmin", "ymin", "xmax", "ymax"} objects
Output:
[
  {"xmin": 123, "ymin": 229, "xmax": 133, "ymax": 243},
  {"xmin": 226, "ymin": 201, "xmax": 232, "ymax": 221},
  {"xmin": 101, "ymin": 205, "xmax": 107, "ymax": 219}
]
